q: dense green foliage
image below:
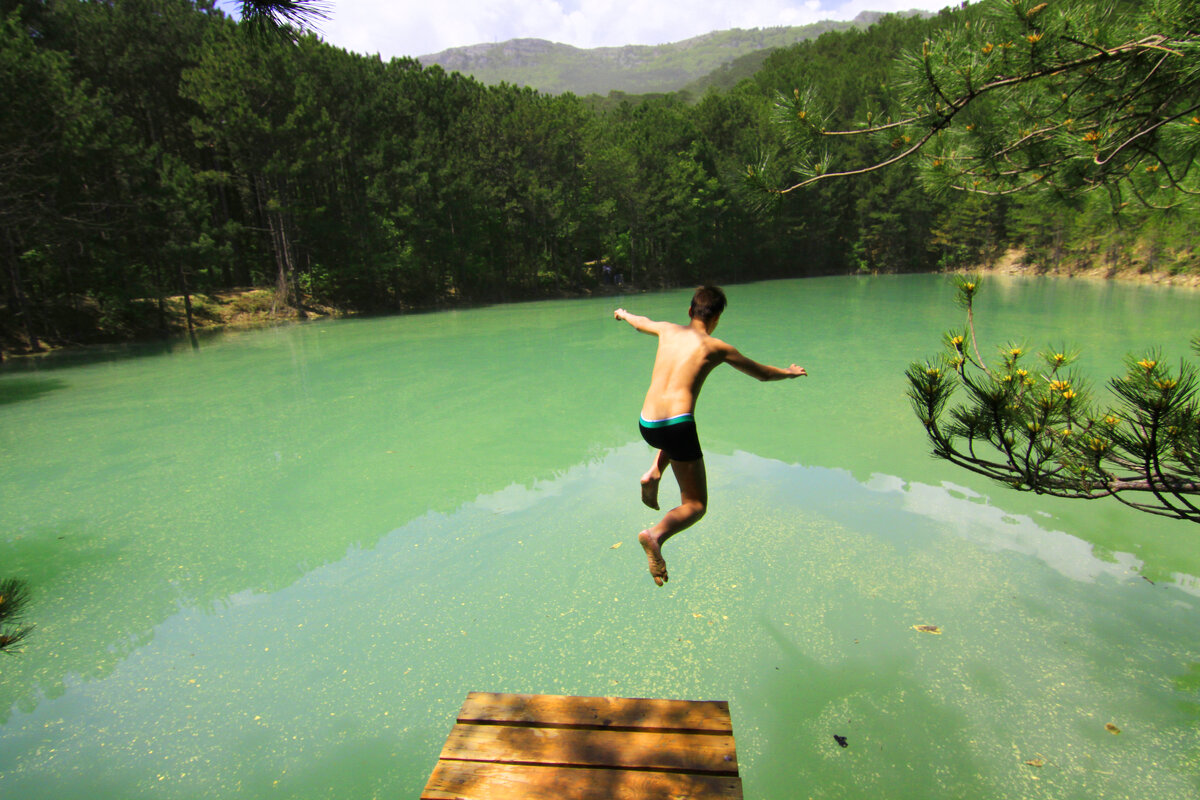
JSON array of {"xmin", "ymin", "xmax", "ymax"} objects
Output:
[
  {"xmin": 768, "ymin": 0, "xmax": 1200, "ymax": 203},
  {"xmin": 1, "ymin": 0, "xmax": 1195, "ymax": 353}
]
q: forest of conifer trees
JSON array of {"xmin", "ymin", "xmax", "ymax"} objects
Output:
[{"xmin": 1, "ymin": 0, "xmax": 1195, "ymax": 352}]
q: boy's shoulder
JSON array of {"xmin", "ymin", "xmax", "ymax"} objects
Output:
[
  {"xmin": 655, "ymin": 320, "xmax": 691, "ymax": 337},
  {"xmin": 704, "ymin": 334, "xmax": 734, "ymax": 352}
]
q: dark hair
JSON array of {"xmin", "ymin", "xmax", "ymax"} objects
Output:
[{"xmin": 690, "ymin": 285, "xmax": 727, "ymax": 322}]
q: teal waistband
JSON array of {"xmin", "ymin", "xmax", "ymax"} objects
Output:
[{"xmin": 639, "ymin": 412, "xmax": 695, "ymax": 428}]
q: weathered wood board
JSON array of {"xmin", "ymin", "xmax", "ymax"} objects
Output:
[{"xmin": 421, "ymin": 692, "xmax": 743, "ymax": 800}]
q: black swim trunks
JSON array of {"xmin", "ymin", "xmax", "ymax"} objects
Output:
[{"xmin": 639, "ymin": 413, "xmax": 703, "ymax": 462}]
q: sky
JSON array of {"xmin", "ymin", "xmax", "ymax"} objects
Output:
[{"xmin": 306, "ymin": 0, "xmax": 955, "ymax": 60}]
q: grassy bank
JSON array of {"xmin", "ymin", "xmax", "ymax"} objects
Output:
[{"xmin": 964, "ymin": 247, "xmax": 1200, "ymax": 288}]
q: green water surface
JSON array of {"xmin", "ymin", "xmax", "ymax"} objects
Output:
[{"xmin": 1, "ymin": 275, "xmax": 1198, "ymax": 799}]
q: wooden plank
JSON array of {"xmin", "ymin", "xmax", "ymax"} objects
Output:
[
  {"xmin": 423, "ymin": 693, "xmax": 743, "ymax": 799},
  {"xmin": 438, "ymin": 723, "xmax": 739, "ymax": 774},
  {"xmin": 458, "ymin": 692, "xmax": 732, "ymax": 733},
  {"xmin": 422, "ymin": 760, "xmax": 743, "ymax": 800}
]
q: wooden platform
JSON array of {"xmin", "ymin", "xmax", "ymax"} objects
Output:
[{"xmin": 421, "ymin": 692, "xmax": 743, "ymax": 800}]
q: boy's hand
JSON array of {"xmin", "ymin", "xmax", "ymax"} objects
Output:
[
  {"xmin": 787, "ymin": 365, "xmax": 808, "ymax": 377},
  {"xmin": 614, "ymin": 308, "xmax": 627, "ymax": 321}
]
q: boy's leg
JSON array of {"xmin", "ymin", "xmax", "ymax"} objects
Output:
[
  {"xmin": 640, "ymin": 449, "xmax": 671, "ymax": 510},
  {"xmin": 638, "ymin": 458, "xmax": 707, "ymax": 586}
]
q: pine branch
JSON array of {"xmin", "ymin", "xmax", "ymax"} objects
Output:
[
  {"xmin": 757, "ymin": 0, "xmax": 1200, "ymax": 202},
  {"xmin": 0, "ymin": 578, "xmax": 34, "ymax": 655},
  {"xmin": 240, "ymin": 0, "xmax": 329, "ymax": 39},
  {"xmin": 907, "ymin": 279, "xmax": 1200, "ymax": 522}
]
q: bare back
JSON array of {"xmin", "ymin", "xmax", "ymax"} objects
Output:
[
  {"xmin": 614, "ymin": 305, "xmax": 806, "ymax": 420},
  {"xmin": 640, "ymin": 322, "xmax": 726, "ymax": 420}
]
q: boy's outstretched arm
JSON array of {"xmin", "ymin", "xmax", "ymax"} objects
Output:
[
  {"xmin": 614, "ymin": 308, "xmax": 665, "ymax": 335},
  {"xmin": 721, "ymin": 344, "xmax": 807, "ymax": 381}
]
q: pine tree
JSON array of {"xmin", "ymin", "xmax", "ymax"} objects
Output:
[
  {"xmin": 749, "ymin": 0, "xmax": 1200, "ymax": 521},
  {"xmin": 751, "ymin": 0, "xmax": 1200, "ymax": 207},
  {"xmin": 909, "ymin": 277, "xmax": 1199, "ymax": 521}
]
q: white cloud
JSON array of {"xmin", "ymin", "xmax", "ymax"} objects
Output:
[{"xmin": 314, "ymin": 0, "xmax": 954, "ymax": 60}]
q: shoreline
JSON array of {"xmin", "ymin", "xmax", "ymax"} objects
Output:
[
  {"xmin": 3, "ymin": 262, "xmax": 1196, "ymax": 360},
  {"xmin": 0, "ymin": 283, "xmax": 641, "ymax": 361},
  {"xmin": 954, "ymin": 248, "xmax": 1200, "ymax": 289}
]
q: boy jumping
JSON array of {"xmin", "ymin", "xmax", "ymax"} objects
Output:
[{"xmin": 614, "ymin": 286, "xmax": 807, "ymax": 586}]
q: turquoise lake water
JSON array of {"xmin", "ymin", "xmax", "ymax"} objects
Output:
[{"xmin": 1, "ymin": 274, "xmax": 1198, "ymax": 798}]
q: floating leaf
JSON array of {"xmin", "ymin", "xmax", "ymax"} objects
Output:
[
  {"xmin": 1106, "ymin": 723, "xmax": 1121, "ymax": 734},
  {"xmin": 913, "ymin": 624, "xmax": 942, "ymax": 634},
  {"xmin": 1025, "ymin": 758, "xmax": 1045, "ymax": 768},
  {"xmin": 609, "ymin": 542, "xmax": 622, "ymax": 549},
  {"xmin": 833, "ymin": 734, "xmax": 848, "ymax": 748}
]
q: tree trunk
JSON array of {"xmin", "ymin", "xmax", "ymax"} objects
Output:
[
  {"xmin": 280, "ymin": 186, "xmax": 306, "ymax": 320},
  {"xmin": 155, "ymin": 262, "xmax": 169, "ymax": 336},
  {"xmin": 176, "ymin": 261, "xmax": 198, "ymax": 348},
  {"xmin": 3, "ymin": 228, "xmax": 41, "ymax": 353},
  {"xmin": 212, "ymin": 153, "xmax": 236, "ymax": 288},
  {"xmin": 256, "ymin": 174, "xmax": 307, "ymax": 319},
  {"xmin": 628, "ymin": 229, "xmax": 637, "ymax": 286},
  {"xmin": 254, "ymin": 173, "xmax": 290, "ymax": 313}
]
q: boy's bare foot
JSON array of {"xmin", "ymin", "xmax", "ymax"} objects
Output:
[
  {"xmin": 640, "ymin": 470, "xmax": 661, "ymax": 510},
  {"xmin": 638, "ymin": 529, "xmax": 668, "ymax": 586}
]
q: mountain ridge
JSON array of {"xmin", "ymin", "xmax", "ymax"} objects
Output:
[{"xmin": 417, "ymin": 11, "xmax": 929, "ymax": 96}]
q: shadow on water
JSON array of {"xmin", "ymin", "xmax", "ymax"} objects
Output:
[
  {"xmin": 0, "ymin": 339, "xmax": 181, "ymax": 374},
  {"xmin": 0, "ymin": 376, "xmax": 68, "ymax": 406},
  {"xmin": 0, "ymin": 319, "xmax": 315, "ymax": 374}
]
